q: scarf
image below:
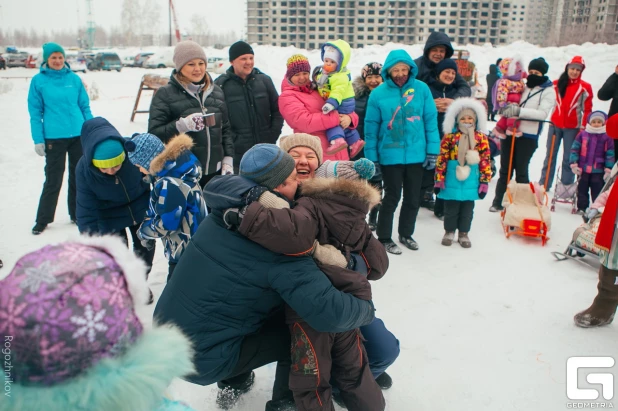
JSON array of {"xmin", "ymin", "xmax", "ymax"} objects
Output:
[
  {"xmin": 585, "ymin": 124, "xmax": 607, "ymax": 134},
  {"xmin": 595, "ymin": 182, "xmax": 618, "ymax": 251},
  {"xmin": 457, "ymin": 124, "xmax": 477, "ymax": 167},
  {"xmin": 526, "ymin": 74, "xmax": 548, "ymax": 89},
  {"xmin": 392, "ymin": 75, "xmax": 409, "ymax": 88}
]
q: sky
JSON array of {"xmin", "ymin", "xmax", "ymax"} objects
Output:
[{"xmin": 0, "ymin": 0, "xmax": 245, "ymax": 37}]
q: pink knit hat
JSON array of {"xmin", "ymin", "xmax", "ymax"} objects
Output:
[{"xmin": 286, "ymin": 54, "xmax": 311, "ymax": 80}]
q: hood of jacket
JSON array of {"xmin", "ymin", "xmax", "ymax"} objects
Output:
[
  {"xmin": 353, "ymin": 76, "xmax": 371, "ymax": 98},
  {"xmin": 382, "ymin": 49, "xmax": 418, "ymax": 87},
  {"xmin": 565, "ymin": 55, "xmax": 586, "ymax": 73},
  {"xmin": 149, "ymin": 134, "xmax": 201, "ymax": 183},
  {"xmin": 489, "ymin": 64, "xmax": 499, "ymax": 75},
  {"xmin": 423, "ymin": 32, "xmax": 455, "ymax": 60},
  {"xmin": 321, "ymin": 40, "xmax": 351, "ymax": 73},
  {"xmin": 300, "ymin": 177, "xmax": 382, "ymax": 211},
  {"xmin": 203, "ymin": 175, "xmax": 258, "ymax": 210},
  {"xmin": 80, "ymin": 117, "xmax": 126, "ymax": 165},
  {"xmin": 442, "ymin": 97, "xmax": 488, "ymax": 135}
]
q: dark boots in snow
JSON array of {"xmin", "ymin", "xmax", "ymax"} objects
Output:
[
  {"xmin": 380, "ymin": 239, "xmax": 402, "ymax": 255},
  {"xmin": 368, "ymin": 206, "xmax": 379, "ymax": 231},
  {"xmin": 375, "ymin": 372, "xmax": 393, "ymax": 390},
  {"xmin": 265, "ymin": 398, "xmax": 296, "ymax": 411},
  {"xmin": 216, "ymin": 371, "xmax": 255, "ymax": 409},
  {"xmin": 574, "ymin": 266, "xmax": 618, "ymax": 328}
]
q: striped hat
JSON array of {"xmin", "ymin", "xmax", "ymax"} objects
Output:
[
  {"xmin": 92, "ymin": 139, "xmax": 126, "ymax": 168},
  {"xmin": 286, "ymin": 54, "xmax": 311, "ymax": 80}
]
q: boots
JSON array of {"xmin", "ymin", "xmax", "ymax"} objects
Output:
[
  {"xmin": 216, "ymin": 371, "xmax": 255, "ymax": 409},
  {"xmin": 368, "ymin": 206, "xmax": 379, "ymax": 231},
  {"xmin": 441, "ymin": 231, "xmax": 455, "ymax": 246},
  {"xmin": 458, "ymin": 232, "xmax": 472, "ymax": 248},
  {"xmin": 574, "ymin": 266, "xmax": 618, "ymax": 328}
]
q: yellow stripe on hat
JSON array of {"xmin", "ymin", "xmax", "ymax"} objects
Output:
[{"xmin": 92, "ymin": 151, "xmax": 126, "ymax": 169}]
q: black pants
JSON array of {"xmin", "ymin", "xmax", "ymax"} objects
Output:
[
  {"xmin": 444, "ymin": 200, "xmax": 475, "ymax": 232},
  {"xmin": 377, "ymin": 163, "xmax": 424, "ymax": 240},
  {"xmin": 218, "ymin": 310, "xmax": 293, "ymax": 402},
  {"xmin": 577, "ymin": 172, "xmax": 605, "ymax": 211},
  {"xmin": 200, "ymin": 171, "xmax": 219, "ymax": 190},
  {"xmin": 114, "ymin": 224, "xmax": 156, "ymax": 275},
  {"xmin": 167, "ymin": 262, "xmax": 177, "ymax": 283},
  {"xmin": 492, "ymin": 136, "xmax": 538, "ymax": 207},
  {"xmin": 421, "ymin": 167, "xmax": 435, "ymax": 201},
  {"xmin": 36, "ymin": 137, "xmax": 83, "ymax": 224}
]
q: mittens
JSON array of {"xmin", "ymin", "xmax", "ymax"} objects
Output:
[
  {"xmin": 423, "ymin": 154, "xmax": 437, "ymax": 170},
  {"xmin": 221, "ymin": 156, "xmax": 234, "ymax": 175},
  {"xmin": 500, "ymin": 104, "xmax": 521, "ymax": 119},
  {"xmin": 434, "ymin": 181, "xmax": 445, "ymax": 195},
  {"xmin": 312, "ymin": 240, "xmax": 348, "ymax": 268},
  {"xmin": 176, "ymin": 113, "xmax": 205, "ymax": 133},
  {"xmin": 478, "ymin": 183, "xmax": 489, "ymax": 199},
  {"xmin": 34, "ymin": 143, "xmax": 46, "ymax": 157},
  {"xmin": 570, "ymin": 163, "xmax": 582, "ymax": 176},
  {"xmin": 322, "ymin": 103, "xmax": 336, "ymax": 114}
]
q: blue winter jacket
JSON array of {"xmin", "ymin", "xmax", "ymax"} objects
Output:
[
  {"xmin": 153, "ymin": 175, "xmax": 375, "ymax": 385},
  {"xmin": 76, "ymin": 118, "xmax": 150, "ymax": 234},
  {"xmin": 364, "ymin": 50, "xmax": 440, "ymax": 165},
  {"xmin": 427, "ymin": 77, "xmax": 459, "ymax": 139},
  {"xmin": 27, "ymin": 63, "xmax": 93, "ymax": 144}
]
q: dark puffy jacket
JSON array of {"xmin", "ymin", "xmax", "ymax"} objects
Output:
[
  {"xmin": 76, "ymin": 118, "xmax": 150, "ymax": 234},
  {"xmin": 414, "ymin": 32, "xmax": 471, "ymax": 99},
  {"xmin": 148, "ymin": 72, "xmax": 234, "ymax": 175},
  {"xmin": 598, "ymin": 73, "xmax": 618, "ymax": 118},
  {"xmin": 215, "ymin": 68, "xmax": 285, "ymax": 168},
  {"xmin": 486, "ymin": 64, "xmax": 500, "ymax": 110},
  {"xmin": 427, "ymin": 77, "xmax": 459, "ymax": 138},
  {"xmin": 353, "ymin": 76, "xmax": 371, "ymax": 140},
  {"xmin": 153, "ymin": 175, "xmax": 375, "ymax": 386}
]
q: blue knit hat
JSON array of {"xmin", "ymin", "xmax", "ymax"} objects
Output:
[
  {"xmin": 124, "ymin": 133, "xmax": 165, "ymax": 172},
  {"xmin": 92, "ymin": 139, "xmax": 126, "ymax": 168},
  {"xmin": 239, "ymin": 144, "xmax": 296, "ymax": 190},
  {"xmin": 435, "ymin": 58, "xmax": 458, "ymax": 77},
  {"xmin": 315, "ymin": 159, "xmax": 375, "ymax": 180},
  {"xmin": 42, "ymin": 42, "xmax": 65, "ymax": 63}
]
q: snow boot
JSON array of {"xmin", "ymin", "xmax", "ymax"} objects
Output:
[
  {"xmin": 326, "ymin": 137, "xmax": 349, "ymax": 155},
  {"xmin": 32, "ymin": 223, "xmax": 47, "ymax": 235},
  {"xmin": 574, "ymin": 266, "xmax": 618, "ymax": 328},
  {"xmin": 380, "ymin": 239, "xmax": 402, "ymax": 255},
  {"xmin": 265, "ymin": 398, "xmax": 296, "ymax": 411},
  {"xmin": 368, "ymin": 206, "xmax": 379, "ymax": 231},
  {"xmin": 420, "ymin": 190, "xmax": 436, "ymax": 211},
  {"xmin": 348, "ymin": 139, "xmax": 366, "ymax": 158},
  {"xmin": 489, "ymin": 204, "xmax": 504, "ymax": 212},
  {"xmin": 376, "ymin": 372, "xmax": 393, "ymax": 390},
  {"xmin": 398, "ymin": 235, "xmax": 419, "ymax": 251},
  {"xmin": 458, "ymin": 232, "xmax": 472, "ymax": 248},
  {"xmin": 441, "ymin": 231, "xmax": 455, "ymax": 246},
  {"xmin": 333, "ymin": 392, "xmax": 346, "ymax": 408},
  {"xmin": 216, "ymin": 371, "xmax": 255, "ymax": 410}
]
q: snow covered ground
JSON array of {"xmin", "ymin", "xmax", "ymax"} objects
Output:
[{"xmin": 1, "ymin": 42, "xmax": 618, "ymax": 410}]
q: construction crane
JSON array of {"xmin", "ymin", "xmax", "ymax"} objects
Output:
[
  {"xmin": 168, "ymin": 0, "xmax": 181, "ymax": 46},
  {"xmin": 85, "ymin": 0, "xmax": 96, "ymax": 49}
]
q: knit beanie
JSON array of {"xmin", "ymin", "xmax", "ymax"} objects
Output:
[
  {"xmin": 286, "ymin": 54, "xmax": 311, "ymax": 80},
  {"xmin": 315, "ymin": 159, "xmax": 375, "ymax": 180},
  {"xmin": 124, "ymin": 133, "xmax": 165, "ymax": 172},
  {"xmin": 42, "ymin": 42, "xmax": 65, "ymax": 63},
  {"xmin": 173, "ymin": 40, "xmax": 207, "ymax": 71},
  {"xmin": 435, "ymin": 58, "xmax": 458, "ymax": 76},
  {"xmin": 322, "ymin": 45, "xmax": 342, "ymax": 68},
  {"xmin": 239, "ymin": 144, "xmax": 296, "ymax": 190},
  {"xmin": 92, "ymin": 139, "xmax": 126, "ymax": 168},
  {"xmin": 457, "ymin": 108, "xmax": 477, "ymax": 124},
  {"xmin": 229, "ymin": 41, "xmax": 254, "ymax": 62},
  {"xmin": 361, "ymin": 62, "xmax": 383, "ymax": 80},
  {"xmin": 588, "ymin": 111, "xmax": 608, "ymax": 125},
  {"xmin": 279, "ymin": 133, "xmax": 324, "ymax": 166},
  {"xmin": 528, "ymin": 57, "xmax": 549, "ymax": 75}
]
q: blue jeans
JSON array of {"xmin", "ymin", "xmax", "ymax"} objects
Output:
[
  {"xmin": 361, "ymin": 318, "xmax": 400, "ymax": 378},
  {"xmin": 540, "ymin": 126, "xmax": 580, "ymax": 189}
]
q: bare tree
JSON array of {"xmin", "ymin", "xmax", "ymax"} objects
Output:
[
  {"xmin": 190, "ymin": 14, "xmax": 209, "ymax": 45},
  {"xmin": 121, "ymin": 0, "xmax": 143, "ymax": 46}
]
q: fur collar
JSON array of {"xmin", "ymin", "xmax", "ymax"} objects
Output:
[
  {"xmin": 300, "ymin": 178, "xmax": 381, "ymax": 210},
  {"xmin": 149, "ymin": 134, "xmax": 194, "ymax": 174},
  {"xmin": 353, "ymin": 76, "xmax": 371, "ymax": 98},
  {"xmin": 442, "ymin": 98, "xmax": 488, "ymax": 136}
]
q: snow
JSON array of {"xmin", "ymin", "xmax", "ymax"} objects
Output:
[{"xmin": 1, "ymin": 41, "xmax": 618, "ymax": 410}]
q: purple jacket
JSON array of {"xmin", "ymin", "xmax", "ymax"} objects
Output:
[{"xmin": 570, "ymin": 130, "xmax": 615, "ymax": 174}]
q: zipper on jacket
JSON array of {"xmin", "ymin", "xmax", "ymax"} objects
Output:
[
  {"xmin": 185, "ymin": 86, "xmax": 213, "ymax": 174},
  {"xmin": 116, "ymin": 175, "xmax": 137, "ymax": 225}
]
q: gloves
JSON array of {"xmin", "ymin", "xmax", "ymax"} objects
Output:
[
  {"xmin": 604, "ymin": 168, "xmax": 612, "ymax": 182},
  {"xmin": 258, "ymin": 191, "xmax": 290, "ymax": 209},
  {"xmin": 221, "ymin": 156, "xmax": 234, "ymax": 175},
  {"xmin": 244, "ymin": 186, "xmax": 270, "ymax": 205},
  {"xmin": 371, "ymin": 162, "xmax": 382, "ymax": 182},
  {"xmin": 501, "ymin": 105, "xmax": 521, "ymax": 118},
  {"xmin": 322, "ymin": 103, "xmax": 336, "ymax": 114},
  {"xmin": 140, "ymin": 239, "xmax": 155, "ymax": 251},
  {"xmin": 176, "ymin": 113, "xmax": 205, "ymax": 133},
  {"xmin": 312, "ymin": 240, "xmax": 348, "ymax": 268},
  {"xmin": 223, "ymin": 206, "xmax": 246, "ymax": 229},
  {"xmin": 570, "ymin": 163, "xmax": 582, "ymax": 176},
  {"xmin": 434, "ymin": 181, "xmax": 445, "ymax": 195},
  {"xmin": 584, "ymin": 208, "xmax": 599, "ymax": 223},
  {"xmin": 423, "ymin": 154, "xmax": 438, "ymax": 170},
  {"xmin": 478, "ymin": 183, "xmax": 489, "ymax": 200},
  {"xmin": 34, "ymin": 143, "xmax": 46, "ymax": 157}
]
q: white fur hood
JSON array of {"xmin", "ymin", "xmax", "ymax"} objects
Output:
[{"xmin": 442, "ymin": 98, "xmax": 488, "ymax": 135}]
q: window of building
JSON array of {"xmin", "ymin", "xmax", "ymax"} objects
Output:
[
  {"xmin": 281, "ymin": 34, "xmax": 287, "ymax": 38},
  {"xmin": 450, "ymin": 11, "xmax": 457, "ymax": 16},
  {"xmin": 440, "ymin": 11, "xmax": 446, "ymax": 16},
  {"xmin": 430, "ymin": 10, "xmax": 436, "ymax": 15},
  {"xmin": 368, "ymin": 35, "xmax": 374, "ymax": 40},
  {"xmin": 319, "ymin": 18, "xmax": 325, "ymax": 22},
  {"xmin": 450, "ymin": 19, "xmax": 456, "ymax": 24},
  {"xmin": 429, "ymin": 19, "xmax": 436, "ymax": 24}
]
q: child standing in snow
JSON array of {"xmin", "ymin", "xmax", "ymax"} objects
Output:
[
  {"xmin": 315, "ymin": 40, "xmax": 365, "ymax": 157},
  {"xmin": 434, "ymin": 98, "xmax": 492, "ymax": 248},
  {"xmin": 569, "ymin": 111, "xmax": 616, "ymax": 214},
  {"xmin": 492, "ymin": 57, "xmax": 527, "ymax": 138},
  {"xmin": 124, "ymin": 133, "xmax": 207, "ymax": 281}
]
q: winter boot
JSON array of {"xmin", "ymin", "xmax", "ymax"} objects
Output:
[
  {"xmin": 32, "ymin": 223, "xmax": 47, "ymax": 235},
  {"xmin": 216, "ymin": 371, "xmax": 255, "ymax": 410},
  {"xmin": 348, "ymin": 139, "xmax": 366, "ymax": 158},
  {"xmin": 380, "ymin": 239, "xmax": 402, "ymax": 255},
  {"xmin": 368, "ymin": 206, "xmax": 379, "ymax": 231},
  {"xmin": 376, "ymin": 372, "xmax": 393, "ymax": 390},
  {"xmin": 490, "ymin": 159, "xmax": 497, "ymax": 178},
  {"xmin": 326, "ymin": 137, "xmax": 349, "ymax": 155},
  {"xmin": 333, "ymin": 392, "xmax": 346, "ymax": 408},
  {"xmin": 574, "ymin": 266, "xmax": 618, "ymax": 328},
  {"xmin": 441, "ymin": 231, "xmax": 455, "ymax": 246},
  {"xmin": 421, "ymin": 190, "xmax": 436, "ymax": 211},
  {"xmin": 458, "ymin": 232, "xmax": 472, "ymax": 248},
  {"xmin": 489, "ymin": 204, "xmax": 504, "ymax": 213},
  {"xmin": 398, "ymin": 235, "xmax": 419, "ymax": 251},
  {"xmin": 265, "ymin": 398, "xmax": 296, "ymax": 411}
]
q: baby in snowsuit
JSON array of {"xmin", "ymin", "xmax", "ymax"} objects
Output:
[
  {"xmin": 315, "ymin": 40, "xmax": 365, "ymax": 157},
  {"xmin": 492, "ymin": 57, "xmax": 527, "ymax": 138}
]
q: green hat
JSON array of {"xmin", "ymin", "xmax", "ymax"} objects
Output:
[
  {"xmin": 92, "ymin": 139, "xmax": 126, "ymax": 169},
  {"xmin": 42, "ymin": 43, "xmax": 65, "ymax": 63}
]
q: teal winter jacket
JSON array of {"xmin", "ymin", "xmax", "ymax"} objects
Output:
[
  {"xmin": 363, "ymin": 50, "xmax": 440, "ymax": 165},
  {"xmin": 27, "ymin": 63, "xmax": 93, "ymax": 144}
]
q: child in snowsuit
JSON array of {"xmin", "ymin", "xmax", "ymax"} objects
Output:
[
  {"xmin": 569, "ymin": 111, "xmax": 616, "ymax": 213},
  {"xmin": 315, "ymin": 40, "xmax": 365, "ymax": 157},
  {"xmin": 125, "ymin": 133, "xmax": 207, "ymax": 281},
  {"xmin": 233, "ymin": 145, "xmax": 387, "ymax": 411},
  {"xmin": 435, "ymin": 98, "xmax": 492, "ymax": 248},
  {"xmin": 0, "ymin": 236, "xmax": 196, "ymax": 411},
  {"xmin": 492, "ymin": 57, "xmax": 527, "ymax": 138}
]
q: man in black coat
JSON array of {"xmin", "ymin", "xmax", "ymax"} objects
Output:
[
  {"xmin": 599, "ymin": 65, "xmax": 618, "ymax": 117},
  {"xmin": 215, "ymin": 41, "xmax": 285, "ymax": 169}
]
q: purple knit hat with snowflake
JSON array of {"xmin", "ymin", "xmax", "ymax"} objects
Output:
[{"xmin": 0, "ymin": 237, "xmax": 150, "ymax": 386}]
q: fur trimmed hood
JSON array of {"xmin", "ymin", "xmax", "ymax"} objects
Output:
[
  {"xmin": 499, "ymin": 55, "xmax": 525, "ymax": 78},
  {"xmin": 300, "ymin": 177, "xmax": 382, "ymax": 211},
  {"xmin": 442, "ymin": 98, "xmax": 488, "ymax": 135},
  {"xmin": 353, "ymin": 76, "xmax": 371, "ymax": 98},
  {"xmin": 150, "ymin": 134, "xmax": 194, "ymax": 174}
]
